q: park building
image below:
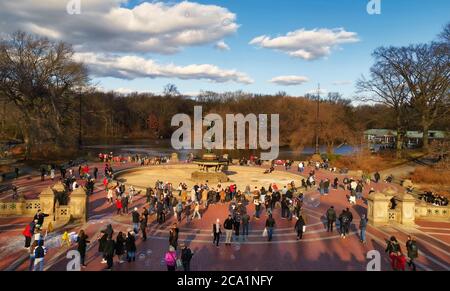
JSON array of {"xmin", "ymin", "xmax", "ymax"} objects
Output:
[{"xmin": 364, "ymin": 129, "xmax": 448, "ymax": 151}]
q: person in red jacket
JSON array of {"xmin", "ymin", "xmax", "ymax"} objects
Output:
[
  {"xmin": 23, "ymin": 221, "xmax": 34, "ymax": 248},
  {"xmin": 395, "ymin": 252, "xmax": 407, "ymax": 271},
  {"xmin": 103, "ymin": 177, "xmax": 109, "ymax": 191},
  {"xmin": 116, "ymin": 198, "xmax": 123, "ymax": 215}
]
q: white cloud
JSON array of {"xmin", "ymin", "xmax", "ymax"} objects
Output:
[
  {"xmin": 74, "ymin": 53, "xmax": 253, "ymax": 84},
  {"xmin": 332, "ymin": 80, "xmax": 352, "ymax": 86},
  {"xmin": 250, "ymin": 28, "xmax": 359, "ymax": 60},
  {"xmin": 0, "ymin": 0, "xmax": 239, "ymax": 54},
  {"xmin": 306, "ymin": 88, "xmax": 328, "ymax": 95},
  {"xmin": 215, "ymin": 41, "xmax": 230, "ymax": 51},
  {"xmin": 269, "ymin": 75, "xmax": 309, "ymax": 86}
]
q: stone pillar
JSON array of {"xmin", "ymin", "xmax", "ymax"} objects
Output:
[
  {"xmin": 367, "ymin": 192, "xmax": 391, "ymax": 226},
  {"xmin": 39, "ymin": 187, "xmax": 54, "ymax": 216},
  {"xmin": 397, "ymin": 193, "xmax": 416, "ymax": 226},
  {"xmin": 69, "ymin": 186, "xmax": 88, "ymax": 223}
]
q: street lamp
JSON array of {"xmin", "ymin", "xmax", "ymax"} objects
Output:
[
  {"xmin": 78, "ymin": 89, "xmax": 82, "ymax": 150},
  {"xmin": 314, "ymin": 84, "xmax": 321, "ymax": 155}
]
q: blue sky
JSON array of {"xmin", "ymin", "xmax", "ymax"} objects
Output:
[
  {"xmin": 2, "ymin": 0, "xmax": 448, "ymax": 99},
  {"xmin": 105, "ymin": 0, "xmax": 450, "ymax": 98}
]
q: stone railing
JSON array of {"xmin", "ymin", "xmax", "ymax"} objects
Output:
[
  {"xmin": 0, "ymin": 199, "xmax": 41, "ymax": 216},
  {"xmin": 415, "ymin": 202, "xmax": 450, "ymax": 221},
  {"xmin": 388, "ymin": 209, "xmax": 399, "ymax": 223}
]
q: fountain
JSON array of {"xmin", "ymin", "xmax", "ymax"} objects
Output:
[{"xmin": 191, "ymin": 152, "xmax": 229, "ymax": 183}]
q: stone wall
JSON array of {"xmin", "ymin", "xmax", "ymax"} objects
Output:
[
  {"xmin": 368, "ymin": 188, "xmax": 450, "ymax": 225},
  {"xmin": 415, "ymin": 202, "xmax": 450, "ymax": 221},
  {"xmin": 0, "ymin": 183, "xmax": 88, "ymax": 227},
  {"xmin": 0, "ymin": 199, "xmax": 40, "ymax": 216}
]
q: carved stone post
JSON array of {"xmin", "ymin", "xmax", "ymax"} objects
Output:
[
  {"xmin": 367, "ymin": 192, "xmax": 391, "ymax": 226},
  {"xmin": 397, "ymin": 193, "xmax": 416, "ymax": 226},
  {"xmin": 70, "ymin": 186, "xmax": 88, "ymax": 223}
]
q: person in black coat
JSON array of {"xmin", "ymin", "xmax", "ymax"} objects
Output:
[
  {"xmin": 169, "ymin": 223, "xmax": 179, "ymax": 249},
  {"xmin": 76, "ymin": 230, "xmax": 90, "ymax": 267},
  {"xmin": 125, "ymin": 232, "xmax": 137, "ymax": 262},
  {"xmin": 140, "ymin": 214, "xmax": 147, "ymax": 241},
  {"xmin": 104, "ymin": 237, "xmax": 115, "ymax": 270},
  {"xmin": 98, "ymin": 232, "xmax": 108, "ymax": 264},
  {"xmin": 34, "ymin": 210, "xmax": 49, "ymax": 230},
  {"xmin": 180, "ymin": 243, "xmax": 194, "ymax": 271},
  {"xmin": 294, "ymin": 215, "xmax": 306, "ymax": 240},
  {"xmin": 115, "ymin": 232, "xmax": 126, "ymax": 263},
  {"xmin": 326, "ymin": 206, "xmax": 337, "ymax": 232}
]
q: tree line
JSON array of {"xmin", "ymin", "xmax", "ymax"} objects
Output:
[{"xmin": 0, "ymin": 26, "xmax": 448, "ymax": 159}]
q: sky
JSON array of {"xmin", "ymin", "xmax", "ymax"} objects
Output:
[{"xmin": 0, "ymin": 0, "xmax": 449, "ymax": 99}]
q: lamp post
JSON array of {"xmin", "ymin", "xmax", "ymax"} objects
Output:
[
  {"xmin": 78, "ymin": 90, "xmax": 82, "ymax": 150},
  {"xmin": 314, "ymin": 84, "xmax": 321, "ymax": 155}
]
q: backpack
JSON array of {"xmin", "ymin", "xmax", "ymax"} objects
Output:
[
  {"xmin": 342, "ymin": 215, "xmax": 349, "ymax": 224},
  {"xmin": 409, "ymin": 241, "xmax": 418, "ymax": 253},
  {"xmin": 34, "ymin": 246, "xmax": 46, "ymax": 258}
]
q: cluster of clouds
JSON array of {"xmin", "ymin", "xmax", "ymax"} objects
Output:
[
  {"xmin": 250, "ymin": 28, "xmax": 359, "ymax": 60},
  {"xmin": 73, "ymin": 52, "xmax": 253, "ymax": 84},
  {"xmin": 0, "ymin": 0, "xmax": 359, "ymax": 87}
]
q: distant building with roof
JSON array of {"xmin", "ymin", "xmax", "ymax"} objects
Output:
[{"xmin": 364, "ymin": 129, "xmax": 448, "ymax": 150}]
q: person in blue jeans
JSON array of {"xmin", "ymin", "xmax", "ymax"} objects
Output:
[
  {"xmin": 241, "ymin": 213, "xmax": 250, "ymax": 240},
  {"xmin": 265, "ymin": 214, "xmax": 276, "ymax": 242},
  {"xmin": 359, "ymin": 214, "xmax": 368, "ymax": 243}
]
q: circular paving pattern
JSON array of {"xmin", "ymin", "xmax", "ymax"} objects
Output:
[{"xmin": 115, "ymin": 164, "xmax": 305, "ymax": 189}]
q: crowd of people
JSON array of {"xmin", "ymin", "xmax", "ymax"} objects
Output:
[
  {"xmin": 418, "ymin": 191, "xmax": 449, "ymax": 206},
  {"xmin": 16, "ymin": 154, "xmax": 429, "ymax": 271}
]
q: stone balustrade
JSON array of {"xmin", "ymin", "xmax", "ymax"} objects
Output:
[{"xmin": 0, "ymin": 183, "xmax": 88, "ymax": 228}]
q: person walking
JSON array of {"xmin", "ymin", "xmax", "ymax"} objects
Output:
[
  {"xmin": 241, "ymin": 212, "xmax": 250, "ymax": 240},
  {"xmin": 115, "ymin": 232, "xmax": 126, "ymax": 264},
  {"xmin": 359, "ymin": 214, "xmax": 368, "ymax": 243},
  {"xmin": 326, "ymin": 206, "xmax": 336, "ymax": 232},
  {"xmin": 33, "ymin": 241, "xmax": 47, "ymax": 271},
  {"xmin": 192, "ymin": 202, "xmax": 201, "ymax": 220},
  {"xmin": 224, "ymin": 215, "xmax": 234, "ymax": 245},
  {"xmin": 140, "ymin": 214, "xmax": 147, "ymax": 241},
  {"xmin": 169, "ymin": 223, "xmax": 179, "ymax": 249},
  {"xmin": 115, "ymin": 198, "xmax": 122, "ymax": 215},
  {"xmin": 23, "ymin": 221, "xmax": 34, "ymax": 248},
  {"xmin": 180, "ymin": 243, "xmax": 194, "ymax": 271},
  {"xmin": 164, "ymin": 246, "xmax": 177, "ymax": 271},
  {"xmin": 294, "ymin": 215, "xmax": 306, "ymax": 240},
  {"xmin": 385, "ymin": 236, "xmax": 402, "ymax": 270},
  {"xmin": 185, "ymin": 201, "xmax": 192, "ymax": 223},
  {"xmin": 104, "ymin": 236, "xmax": 115, "ymax": 270},
  {"xmin": 125, "ymin": 231, "xmax": 136, "ymax": 263},
  {"xmin": 176, "ymin": 201, "xmax": 183, "ymax": 222},
  {"xmin": 76, "ymin": 230, "xmax": 90, "ymax": 268},
  {"xmin": 339, "ymin": 209, "xmax": 349, "ymax": 238},
  {"xmin": 406, "ymin": 236, "xmax": 419, "ymax": 271},
  {"xmin": 212, "ymin": 219, "xmax": 222, "ymax": 247},
  {"xmin": 28, "ymin": 241, "xmax": 38, "ymax": 271},
  {"xmin": 265, "ymin": 214, "xmax": 276, "ymax": 242},
  {"xmin": 131, "ymin": 207, "xmax": 140, "ymax": 234}
]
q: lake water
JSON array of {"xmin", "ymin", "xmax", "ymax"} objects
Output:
[{"xmin": 82, "ymin": 138, "xmax": 357, "ymax": 160}]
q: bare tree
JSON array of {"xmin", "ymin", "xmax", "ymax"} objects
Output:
[
  {"xmin": 163, "ymin": 83, "xmax": 180, "ymax": 97},
  {"xmin": 373, "ymin": 43, "xmax": 450, "ymax": 151},
  {"xmin": 356, "ymin": 60, "xmax": 411, "ymax": 157},
  {"xmin": 0, "ymin": 31, "xmax": 88, "ymax": 157}
]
